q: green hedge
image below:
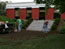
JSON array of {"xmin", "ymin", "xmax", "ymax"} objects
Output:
[
  {"xmin": 22, "ymin": 18, "xmax": 33, "ymax": 29},
  {"xmin": 0, "ymin": 16, "xmax": 16, "ymax": 28},
  {"xmin": 51, "ymin": 18, "xmax": 60, "ymax": 30},
  {"xmin": 0, "ymin": 16, "xmax": 15, "ymax": 24},
  {"xmin": 0, "ymin": 16, "xmax": 33, "ymax": 29},
  {"xmin": 59, "ymin": 23, "xmax": 65, "ymax": 34}
]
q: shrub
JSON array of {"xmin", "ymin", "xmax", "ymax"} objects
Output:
[
  {"xmin": 0, "ymin": 16, "xmax": 16, "ymax": 26},
  {"xmin": 54, "ymin": 18, "xmax": 60, "ymax": 25},
  {"xmin": 59, "ymin": 24, "xmax": 65, "ymax": 34},
  {"xmin": 27, "ymin": 18, "xmax": 33, "ymax": 25},
  {"xmin": 51, "ymin": 24, "xmax": 57, "ymax": 30},
  {"xmin": 51, "ymin": 18, "xmax": 60, "ymax": 30},
  {"xmin": 0, "ymin": 16, "xmax": 33, "ymax": 29},
  {"xmin": 22, "ymin": 18, "xmax": 33, "ymax": 29}
]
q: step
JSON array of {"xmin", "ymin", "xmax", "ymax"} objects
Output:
[{"xmin": 26, "ymin": 20, "xmax": 54, "ymax": 31}]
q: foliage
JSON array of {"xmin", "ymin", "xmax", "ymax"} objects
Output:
[
  {"xmin": 35, "ymin": 0, "xmax": 65, "ymax": 13},
  {"xmin": 35, "ymin": 0, "xmax": 45, "ymax": 4},
  {"xmin": 59, "ymin": 23, "xmax": 65, "ymax": 34},
  {"xmin": 22, "ymin": 18, "xmax": 33, "ymax": 29},
  {"xmin": 0, "ymin": 16, "xmax": 33, "ymax": 29},
  {"xmin": 51, "ymin": 18, "xmax": 60, "ymax": 30},
  {"xmin": 0, "ymin": 2, "xmax": 7, "ymax": 16},
  {"xmin": 54, "ymin": 0, "xmax": 65, "ymax": 13},
  {"xmin": 54, "ymin": 18, "xmax": 60, "ymax": 25},
  {"xmin": 0, "ymin": 16, "xmax": 16, "ymax": 26},
  {"xmin": 35, "ymin": 0, "xmax": 55, "ymax": 10},
  {"xmin": 45, "ymin": 0, "xmax": 55, "ymax": 10}
]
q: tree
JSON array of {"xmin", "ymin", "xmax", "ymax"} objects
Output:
[
  {"xmin": 54, "ymin": 0, "xmax": 65, "ymax": 13},
  {"xmin": 0, "ymin": 2, "xmax": 7, "ymax": 16},
  {"xmin": 35, "ymin": 0, "xmax": 46, "ymax": 4},
  {"xmin": 35, "ymin": 0, "xmax": 55, "ymax": 10},
  {"xmin": 45, "ymin": 0, "xmax": 55, "ymax": 9},
  {"xmin": 35, "ymin": 0, "xmax": 65, "ymax": 13}
]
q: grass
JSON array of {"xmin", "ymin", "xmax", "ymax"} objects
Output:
[{"xmin": 0, "ymin": 34, "xmax": 65, "ymax": 49}]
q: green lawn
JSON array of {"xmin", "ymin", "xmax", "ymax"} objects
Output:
[{"xmin": 0, "ymin": 34, "xmax": 65, "ymax": 49}]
